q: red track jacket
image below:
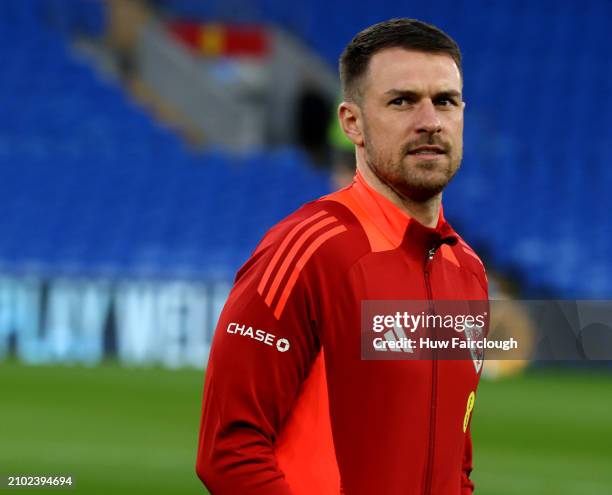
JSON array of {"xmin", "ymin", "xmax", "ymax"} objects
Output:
[{"xmin": 197, "ymin": 171, "xmax": 488, "ymax": 494}]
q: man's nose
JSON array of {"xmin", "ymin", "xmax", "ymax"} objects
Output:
[{"xmin": 415, "ymin": 100, "xmax": 442, "ymax": 134}]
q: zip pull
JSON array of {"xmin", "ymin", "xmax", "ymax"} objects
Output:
[{"xmin": 426, "ymin": 246, "xmax": 437, "ymax": 261}]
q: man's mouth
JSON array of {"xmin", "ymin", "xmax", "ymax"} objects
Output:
[{"xmin": 407, "ymin": 146, "xmax": 446, "ymax": 155}]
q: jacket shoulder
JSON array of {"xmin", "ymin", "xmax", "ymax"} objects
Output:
[
  {"xmin": 231, "ymin": 199, "xmax": 369, "ymax": 321},
  {"xmin": 237, "ymin": 198, "xmax": 370, "ymax": 285},
  {"xmin": 453, "ymin": 235, "xmax": 488, "ymax": 294}
]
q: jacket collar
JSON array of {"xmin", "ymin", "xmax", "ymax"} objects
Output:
[{"xmin": 351, "ymin": 170, "xmax": 457, "ymax": 250}]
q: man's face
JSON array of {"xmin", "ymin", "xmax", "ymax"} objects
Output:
[{"xmin": 357, "ymin": 48, "xmax": 464, "ymax": 202}]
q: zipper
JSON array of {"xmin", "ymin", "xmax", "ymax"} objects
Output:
[{"xmin": 423, "ymin": 245, "xmax": 437, "ymax": 495}]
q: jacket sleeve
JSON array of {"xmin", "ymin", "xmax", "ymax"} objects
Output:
[
  {"xmin": 196, "ymin": 242, "xmax": 321, "ymax": 494},
  {"xmin": 461, "ymin": 426, "xmax": 475, "ymax": 494}
]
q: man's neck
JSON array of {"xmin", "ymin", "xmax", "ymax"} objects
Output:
[{"xmin": 356, "ymin": 160, "xmax": 442, "ymax": 229}]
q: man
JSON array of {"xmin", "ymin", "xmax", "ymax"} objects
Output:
[{"xmin": 197, "ymin": 18, "xmax": 488, "ymax": 495}]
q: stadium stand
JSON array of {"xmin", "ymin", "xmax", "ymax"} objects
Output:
[
  {"xmin": 0, "ymin": 0, "xmax": 330, "ymax": 280},
  {"xmin": 157, "ymin": 0, "xmax": 612, "ymax": 298},
  {"xmin": 1, "ymin": 0, "xmax": 611, "ymax": 297}
]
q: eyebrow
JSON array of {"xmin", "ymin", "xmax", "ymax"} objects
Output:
[{"xmin": 384, "ymin": 88, "xmax": 462, "ymax": 99}]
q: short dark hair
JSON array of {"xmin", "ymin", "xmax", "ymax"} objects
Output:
[{"xmin": 339, "ymin": 18, "xmax": 462, "ymax": 102}]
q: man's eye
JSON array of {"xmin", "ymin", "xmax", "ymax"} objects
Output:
[
  {"xmin": 389, "ymin": 96, "xmax": 417, "ymax": 106},
  {"xmin": 390, "ymin": 97, "xmax": 407, "ymax": 106},
  {"xmin": 436, "ymin": 98, "xmax": 457, "ymax": 107}
]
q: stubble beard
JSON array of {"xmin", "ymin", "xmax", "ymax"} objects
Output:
[{"xmin": 364, "ymin": 131, "xmax": 462, "ymax": 203}]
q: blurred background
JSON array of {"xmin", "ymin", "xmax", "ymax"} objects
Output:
[{"xmin": 0, "ymin": 0, "xmax": 611, "ymax": 493}]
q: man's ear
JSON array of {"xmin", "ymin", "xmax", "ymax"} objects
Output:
[{"xmin": 338, "ymin": 101, "xmax": 364, "ymax": 147}]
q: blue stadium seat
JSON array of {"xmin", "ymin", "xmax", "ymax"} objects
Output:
[{"xmin": 0, "ymin": 0, "xmax": 610, "ymax": 297}]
